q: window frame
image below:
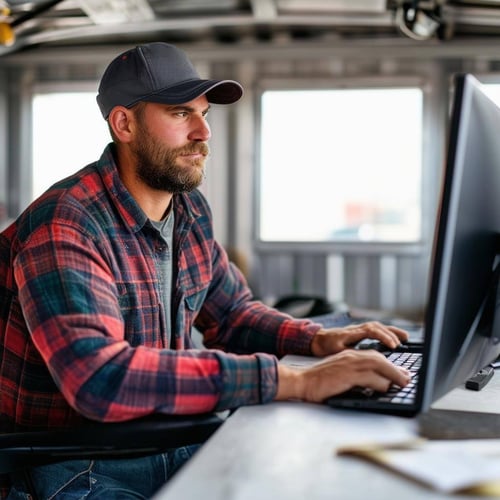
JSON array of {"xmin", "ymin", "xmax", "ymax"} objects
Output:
[
  {"xmin": 253, "ymin": 76, "xmax": 428, "ymax": 256},
  {"xmin": 31, "ymin": 81, "xmax": 109, "ymax": 202}
]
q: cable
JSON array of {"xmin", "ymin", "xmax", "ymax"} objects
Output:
[
  {"xmin": 11, "ymin": 0, "xmax": 67, "ymax": 28},
  {"xmin": 0, "ymin": 0, "xmax": 67, "ymax": 46}
]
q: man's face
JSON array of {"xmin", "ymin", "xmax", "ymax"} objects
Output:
[{"xmin": 129, "ymin": 97, "xmax": 211, "ymax": 193}]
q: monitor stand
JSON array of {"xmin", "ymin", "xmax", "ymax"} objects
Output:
[{"xmin": 418, "ymin": 407, "xmax": 500, "ymax": 439}]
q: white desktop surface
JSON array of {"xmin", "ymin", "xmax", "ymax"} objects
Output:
[
  {"xmin": 154, "ymin": 370, "xmax": 500, "ymax": 500},
  {"xmin": 432, "ymin": 371, "xmax": 500, "ymax": 413}
]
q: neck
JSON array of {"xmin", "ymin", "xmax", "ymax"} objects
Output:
[
  {"xmin": 115, "ymin": 146, "xmax": 173, "ymax": 221},
  {"xmin": 141, "ymin": 190, "xmax": 174, "ymax": 222}
]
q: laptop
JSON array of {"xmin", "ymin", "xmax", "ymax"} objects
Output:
[{"xmin": 300, "ymin": 311, "xmax": 424, "ymax": 416}]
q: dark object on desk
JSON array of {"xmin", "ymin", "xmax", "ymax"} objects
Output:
[
  {"xmin": 273, "ymin": 294, "xmax": 342, "ymax": 318},
  {"xmin": 418, "ymin": 408, "xmax": 500, "ymax": 439},
  {"xmin": 0, "ymin": 413, "xmax": 223, "ymax": 499},
  {"xmin": 465, "ymin": 366, "xmax": 495, "ymax": 391}
]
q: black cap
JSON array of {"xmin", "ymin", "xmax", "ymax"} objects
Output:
[{"xmin": 96, "ymin": 42, "xmax": 243, "ymax": 119}]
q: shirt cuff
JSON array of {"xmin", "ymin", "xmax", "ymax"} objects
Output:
[
  {"xmin": 277, "ymin": 319, "xmax": 322, "ymax": 357},
  {"xmin": 213, "ymin": 352, "xmax": 278, "ymax": 410}
]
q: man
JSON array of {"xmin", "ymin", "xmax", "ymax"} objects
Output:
[{"xmin": 0, "ymin": 42, "xmax": 409, "ymax": 498}]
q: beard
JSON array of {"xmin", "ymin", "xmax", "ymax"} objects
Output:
[{"xmin": 131, "ymin": 120, "xmax": 209, "ymax": 194}]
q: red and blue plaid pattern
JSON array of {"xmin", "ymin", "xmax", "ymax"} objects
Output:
[{"xmin": 0, "ymin": 144, "xmax": 319, "ymax": 434}]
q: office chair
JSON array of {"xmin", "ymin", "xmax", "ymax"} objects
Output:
[
  {"xmin": 0, "ymin": 231, "xmax": 224, "ymax": 498},
  {"xmin": 0, "ymin": 412, "xmax": 223, "ymax": 498}
]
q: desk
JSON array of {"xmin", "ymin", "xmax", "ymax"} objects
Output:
[{"xmin": 154, "ymin": 372, "xmax": 500, "ymax": 500}]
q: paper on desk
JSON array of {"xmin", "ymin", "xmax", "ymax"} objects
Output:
[{"xmin": 337, "ymin": 438, "xmax": 500, "ymax": 496}]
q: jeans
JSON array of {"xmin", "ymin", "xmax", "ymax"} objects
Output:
[{"xmin": 7, "ymin": 445, "xmax": 199, "ymax": 499}]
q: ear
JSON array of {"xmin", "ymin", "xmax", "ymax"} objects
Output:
[{"xmin": 108, "ymin": 106, "xmax": 135, "ymax": 143}]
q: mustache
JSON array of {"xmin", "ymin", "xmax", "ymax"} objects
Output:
[{"xmin": 177, "ymin": 142, "xmax": 210, "ymax": 156}]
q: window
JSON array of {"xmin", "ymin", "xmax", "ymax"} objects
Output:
[
  {"xmin": 258, "ymin": 87, "xmax": 423, "ymax": 243},
  {"xmin": 483, "ymin": 83, "xmax": 500, "ymax": 105},
  {"xmin": 32, "ymin": 91, "xmax": 110, "ymax": 200}
]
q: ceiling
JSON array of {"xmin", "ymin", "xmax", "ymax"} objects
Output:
[{"xmin": 2, "ymin": 0, "xmax": 500, "ymax": 58}]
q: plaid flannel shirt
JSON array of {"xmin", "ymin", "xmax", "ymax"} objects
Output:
[{"xmin": 0, "ymin": 144, "xmax": 320, "ymax": 433}]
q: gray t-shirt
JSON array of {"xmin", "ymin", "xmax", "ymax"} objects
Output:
[{"xmin": 150, "ymin": 211, "xmax": 175, "ymax": 347}]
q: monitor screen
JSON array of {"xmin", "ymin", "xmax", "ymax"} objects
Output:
[{"xmin": 422, "ymin": 73, "xmax": 500, "ymax": 410}]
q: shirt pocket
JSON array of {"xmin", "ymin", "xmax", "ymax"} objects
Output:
[
  {"xmin": 185, "ymin": 287, "xmax": 208, "ymax": 313},
  {"xmin": 116, "ymin": 281, "xmax": 163, "ymax": 347},
  {"xmin": 174, "ymin": 286, "xmax": 209, "ymax": 349}
]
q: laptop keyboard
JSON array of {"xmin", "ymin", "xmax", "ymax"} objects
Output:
[
  {"xmin": 377, "ymin": 351, "xmax": 421, "ymax": 404},
  {"xmin": 346, "ymin": 351, "xmax": 422, "ymax": 405},
  {"xmin": 311, "ymin": 311, "xmax": 424, "ymax": 408}
]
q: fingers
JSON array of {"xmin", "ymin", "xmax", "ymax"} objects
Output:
[
  {"xmin": 312, "ymin": 321, "xmax": 411, "ymax": 356},
  {"xmin": 363, "ymin": 352, "xmax": 411, "ymax": 390},
  {"xmin": 344, "ymin": 321, "xmax": 410, "ymax": 349},
  {"xmin": 345, "ymin": 349, "xmax": 411, "ymax": 390},
  {"xmin": 387, "ymin": 324, "xmax": 411, "ymax": 343},
  {"xmin": 301, "ymin": 350, "xmax": 411, "ymax": 403}
]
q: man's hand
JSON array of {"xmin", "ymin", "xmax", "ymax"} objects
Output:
[
  {"xmin": 275, "ymin": 349, "xmax": 411, "ymax": 403},
  {"xmin": 310, "ymin": 321, "xmax": 410, "ymax": 357}
]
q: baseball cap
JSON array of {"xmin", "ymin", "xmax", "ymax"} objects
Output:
[{"xmin": 96, "ymin": 42, "xmax": 243, "ymax": 119}]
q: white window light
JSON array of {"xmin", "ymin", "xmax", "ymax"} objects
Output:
[{"xmin": 77, "ymin": 0, "xmax": 155, "ymax": 24}]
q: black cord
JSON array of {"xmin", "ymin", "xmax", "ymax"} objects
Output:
[{"xmin": 11, "ymin": 0, "xmax": 66, "ymax": 28}]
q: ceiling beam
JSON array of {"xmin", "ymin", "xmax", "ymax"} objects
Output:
[
  {"xmin": 3, "ymin": 36, "xmax": 500, "ymax": 65},
  {"xmin": 0, "ymin": 12, "xmax": 395, "ymax": 56}
]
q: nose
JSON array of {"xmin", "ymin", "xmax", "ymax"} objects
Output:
[{"xmin": 189, "ymin": 115, "xmax": 211, "ymax": 142}]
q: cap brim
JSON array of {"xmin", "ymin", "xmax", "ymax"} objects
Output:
[{"xmin": 141, "ymin": 79, "xmax": 243, "ymax": 106}]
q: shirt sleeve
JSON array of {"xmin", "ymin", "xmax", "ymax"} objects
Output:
[{"xmin": 196, "ymin": 241, "xmax": 322, "ymax": 358}]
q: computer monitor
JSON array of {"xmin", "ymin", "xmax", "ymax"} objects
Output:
[{"xmin": 421, "ymin": 73, "xmax": 500, "ymax": 410}]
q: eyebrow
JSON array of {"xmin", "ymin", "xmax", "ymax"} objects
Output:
[{"xmin": 167, "ymin": 104, "xmax": 211, "ymax": 114}]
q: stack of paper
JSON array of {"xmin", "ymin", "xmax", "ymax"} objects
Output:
[{"xmin": 337, "ymin": 438, "xmax": 500, "ymax": 496}]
